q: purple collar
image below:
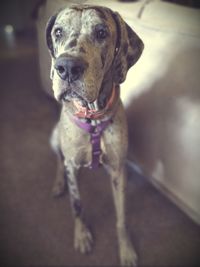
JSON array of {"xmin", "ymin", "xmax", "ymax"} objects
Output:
[{"xmin": 71, "ymin": 116, "xmax": 112, "ymax": 169}]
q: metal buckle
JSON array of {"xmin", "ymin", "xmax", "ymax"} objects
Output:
[
  {"xmin": 93, "ymin": 150, "xmax": 101, "ymax": 156},
  {"xmin": 91, "ymin": 130, "xmax": 100, "ymax": 137}
]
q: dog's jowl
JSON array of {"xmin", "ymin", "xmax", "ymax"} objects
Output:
[{"xmin": 46, "ymin": 4, "xmax": 143, "ymax": 266}]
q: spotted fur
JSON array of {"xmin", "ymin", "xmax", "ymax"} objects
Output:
[{"xmin": 46, "ymin": 4, "xmax": 143, "ymax": 266}]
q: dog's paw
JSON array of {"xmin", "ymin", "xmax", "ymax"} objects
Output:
[
  {"xmin": 119, "ymin": 233, "xmax": 137, "ymax": 266},
  {"xmin": 52, "ymin": 179, "xmax": 66, "ymax": 197},
  {"xmin": 74, "ymin": 219, "xmax": 93, "ymax": 254}
]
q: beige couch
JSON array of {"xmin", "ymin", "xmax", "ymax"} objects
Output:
[{"xmin": 36, "ymin": 0, "xmax": 200, "ymax": 224}]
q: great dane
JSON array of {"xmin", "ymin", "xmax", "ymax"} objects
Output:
[{"xmin": 46, "ymin": 4, "xmax": 143, "ymax": 266}]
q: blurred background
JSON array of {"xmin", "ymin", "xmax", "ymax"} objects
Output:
[{"xmin": 0, "ymin": 0, "xmax": 200, "ymax": 266}]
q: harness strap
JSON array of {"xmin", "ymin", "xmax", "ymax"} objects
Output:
[
  {"xmin": 71, "ymin": 116, "xmax": 111, "ymax": 169},
  {"xmin": 68, "ymin": 84, "xmax": 119, "ymax": 169}
]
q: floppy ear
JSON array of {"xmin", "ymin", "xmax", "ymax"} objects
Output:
[
  {"xmin": 46, "ymin": 13, "xmax": 58, "ymax": 58},
  {"xmin": 112, "ymin": 12, "xmax": 144, "ymax": 84}
]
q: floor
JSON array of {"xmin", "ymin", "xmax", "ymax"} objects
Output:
[{"xmin": 0, "ymin": 28, "xmax": 199, "ymax": 267}]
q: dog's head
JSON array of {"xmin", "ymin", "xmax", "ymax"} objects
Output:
[{"xmin": 46, "ymin": 5, "xmax": 144, "ymax": 106}]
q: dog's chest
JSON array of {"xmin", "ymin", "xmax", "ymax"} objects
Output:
[
  {"xmin": 59, "ymin": 102, "xmax": 127, "ymax": 168},
  {"xmin": 59, "ymin": 116, "xmax": 112, "ymax": 168}
]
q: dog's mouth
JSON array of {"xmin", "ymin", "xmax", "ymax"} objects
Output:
[
  {"xmin": 60, "ymin": 88, "xmax": 101, "ymax": 119},
  {"xmin": 59, "ymin": 85, "xmax": 111, "ymax": 120},
  {"xmin": 59, "ymin": 83, "xmax": 119, "ymax": 120},
  {"xmin": 60, "ymin": 89, "xmax": 89, "ymax": 108}
]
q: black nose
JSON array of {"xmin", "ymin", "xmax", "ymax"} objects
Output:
[{"xmin": 55, "ymin": 57, "xmax": 86, "ymax": 82}]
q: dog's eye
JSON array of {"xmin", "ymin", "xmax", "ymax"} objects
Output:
[
  {"xmin": 54, "ymin": 28, "xmax": 63, "ymax": 39},
  {"xmin": 96, "ymin": 29, "xmax": 108, "ymax": 41}
]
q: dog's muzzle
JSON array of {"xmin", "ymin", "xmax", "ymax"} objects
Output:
[
  {"xmin": 55, "ymin": 56, "xmax": 87, "ymax": 83},
  {"xmin": 54, "ymin": 56, "xmax": 119, "ymax": 121}
]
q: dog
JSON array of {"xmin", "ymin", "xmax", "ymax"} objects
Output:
[{"xmin": 46, "ymin": 4, "xmax": 143, "ymax": 266}]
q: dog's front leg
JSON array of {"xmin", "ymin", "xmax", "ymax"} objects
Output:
[
  {"xmin": 52, "ymin": 152, "xmax": 66, "ymax": 197},
  {"xmin": 109, "ymin": 166, "xmax": 137, "ymax": 267},
  {"xmin": 64, "ymin": 161, "xmax": 93, "ymax": 254}
]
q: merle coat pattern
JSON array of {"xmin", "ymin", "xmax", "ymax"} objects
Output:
[{"xmin": 46, "ymin": 4, "xmax": 143, "ymax": 266}]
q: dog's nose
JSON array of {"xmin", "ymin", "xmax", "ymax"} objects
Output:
[{"xmin": 55, "ymin": 57, "xmax": 86, "ymax": 82}]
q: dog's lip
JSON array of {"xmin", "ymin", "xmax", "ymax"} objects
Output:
[
  {"xmin": 60, "ymin": 89, "xmax": 90, "ymax": 107},
  {"xmin": 59, "ymin": 86, "xmax": 98, "ymax": 103},
  {"xmin": 60, "ymin": 90, "xmax": 70, "ymax": 101}
]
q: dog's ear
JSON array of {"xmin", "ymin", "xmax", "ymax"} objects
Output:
[
  {"xmin": 46, "ymin": 13, "xmax": 58, "ymax": 57},
  {"xmin": 112, "ymin": 12, "xmax": 144, "ymax": 84}
]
